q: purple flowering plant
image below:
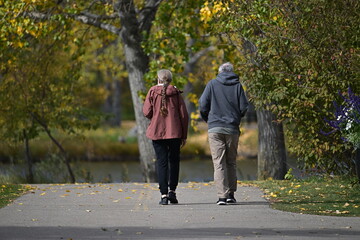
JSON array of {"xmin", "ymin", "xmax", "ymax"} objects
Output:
[{"xmin": 325, "ymin": 88, "xmax": 360, "ymax": 149}]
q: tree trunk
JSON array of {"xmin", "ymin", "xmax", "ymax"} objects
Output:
[
  {"xmin": 116, "ymin": 0, "xmax": 157, "ymax": 182},
  {"xmin": 355, "ymin": 148, "xmax": 360, "ymax": 184},
  {"xmin": 23, "ymin": 130, "xmax": 34, "ymax": 183},
  {"xmin": 183, "ymin": 82, "xmax": 195, "ymax": 116},
  {"xmin": 112, "ymin": 79, "xmax": 121, "ymax": 127},
  {"xmin": 257, "ymin": 109, "xmax": 287, "ymax": 180},
  {"xmin": 104, "ymin": 81, "xmax": 113, "ymax": 117},
  {"xmin": 103, "ymin": 77, "xmax": 122, "ymax": 127}
]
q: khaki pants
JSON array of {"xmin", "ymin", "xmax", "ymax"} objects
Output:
[{"xmin": 208, "ymin": 132, "xmax": 239, "ymax": 198}]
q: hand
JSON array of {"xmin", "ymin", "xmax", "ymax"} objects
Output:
[{"xmin": 180, "ymin": 139, "xmax": 186, "ymax": 148}]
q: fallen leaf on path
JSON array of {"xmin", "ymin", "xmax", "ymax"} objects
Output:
[{"xmin": 336, "ymin": 210, "xmax": 349, "ymax": 214}]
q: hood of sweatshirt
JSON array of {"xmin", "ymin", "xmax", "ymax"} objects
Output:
[
  {"xmin": 153, "ymin": 85, "xmax": 181, "ymax": 96},
  {"xmin": 215, "ymin": 71, "xmax": 240, "ymax": 86}
]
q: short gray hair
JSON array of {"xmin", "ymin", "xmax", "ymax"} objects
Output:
[{"xmin": 218, "ymin": 62, "xmax": 234, "ymax": 73}]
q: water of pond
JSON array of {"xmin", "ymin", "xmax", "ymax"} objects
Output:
[{"xmin": 0, "ymin": 158, "xmax": 259, "ymax": 183}]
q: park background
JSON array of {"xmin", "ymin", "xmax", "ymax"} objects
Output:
[{"xmin": 0, "ymin": 0, "xmax": 359, "ymax": 185}]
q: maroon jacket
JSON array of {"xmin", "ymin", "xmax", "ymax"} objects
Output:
[{"xmin": 143, "ymin": 85, "xmax": 189, "ymax": 140}]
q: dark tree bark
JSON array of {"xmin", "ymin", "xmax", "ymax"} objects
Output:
[
  {"xmin": 257, "ymin": 109, "xmax": 287, "ymax": 180},
  {"xmin": 112, "ymin": 79, "xmax": 121, "ymax": 126},
  {"xmin": 23, "ymin": 130, "xmax": 34, "ymax": 183},
  {"xmin": 355, "ymin": 148, "xmax": 360, "ymax": 184},
  {"xmin": 103, "ymin": 78, "xmax": 121, "ymax": 127}
]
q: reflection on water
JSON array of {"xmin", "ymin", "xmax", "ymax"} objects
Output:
[{"xmin": 0, "ymin": 158, "xmax": 258, "ymax": 183}]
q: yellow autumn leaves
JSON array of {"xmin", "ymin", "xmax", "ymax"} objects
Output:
[{"xmin": 200, "ymin": 1, "xmax": 230, "ymax": 23}]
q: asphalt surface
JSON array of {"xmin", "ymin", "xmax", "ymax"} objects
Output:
[{"xmin": 0, "ymin": 182, "xmax": 360, "ymax": 240}]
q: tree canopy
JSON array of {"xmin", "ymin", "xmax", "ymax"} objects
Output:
[{"xmin": 202, "ymin": 0, "xmax": 360, "ymax": 173}]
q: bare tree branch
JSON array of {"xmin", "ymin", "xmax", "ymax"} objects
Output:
[
  {"xmin": 81, "ymin": 11, "xmax": 119, "ymax": 20},
  {"xmin": 74, "ymin": 14, "xmax": 120, "ymax": 34},
  {"xmin": 183, "ymin": 46, "xmax": 216, "ymax": 75},
  {"xmin": 138, "ymin": 0, "xmax": 163, "ymax": 33},
  {"xmin": 23, "ymin": 11, "xmax": 121, "ymax": 35}
]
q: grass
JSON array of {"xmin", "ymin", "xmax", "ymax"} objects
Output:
[
  {"xmin": 252, "ymin": 176, "xmax": 360, "ymax": 217},
  {"xmin": 0, "ymin": 184, "xmax": 29, "ymax": 208}
]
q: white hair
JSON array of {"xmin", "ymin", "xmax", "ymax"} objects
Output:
[{"xmin": 218, "ymin": 62, "xmax": 234, "ymax": 73}]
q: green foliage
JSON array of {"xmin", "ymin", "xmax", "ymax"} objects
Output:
[
  {"xmin": 208, "ymin": 0, "xmax": 360, "ymax": 174},
  {"xmin": 0, "ymin": 184, "xmax": 28, "ymax": 208},
  {"xmin": 144, "ymin": 0, "xmax": 214, "ymax": 89},
  {"xmin": 0, "ymin": 1, "xmax": 105, "ymax": 146},
  {"xmin": 284, "ymin": 168, "xmax": 294, "ymax": 180},
  {"xmin": 255, "ymin": 176, "xmax": 360, "ymax": 216}
]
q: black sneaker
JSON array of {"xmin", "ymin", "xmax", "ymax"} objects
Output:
[
  {"xmin": 168, "ymin": 191, "xmax": 178, "ymax": 204},
  {"xmin": 159, "ymin": 197, "xmax": 168, "ymax": 205},
  {"xmin": 226, "ymin": 193, "xmax": 236, "ymax": 203},
  {"xmin": 217, "ymin": 198, "xmax": 227, "ymax": 205}
]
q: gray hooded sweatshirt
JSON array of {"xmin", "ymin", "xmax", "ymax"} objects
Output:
[{"xmin": 199, "ymin": 71, "xmax": 249, "ymax": 132}]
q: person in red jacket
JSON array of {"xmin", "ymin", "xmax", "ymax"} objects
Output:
[{"xmin": 143, "ymin": 69, "xmax": 189, "ymax": 205}]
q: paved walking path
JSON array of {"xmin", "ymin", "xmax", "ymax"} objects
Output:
[{"xmin": 0, "ymin": 182, "xmax": 360, "ymax": 239}]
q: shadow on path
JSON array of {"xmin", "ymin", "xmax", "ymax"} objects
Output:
[{"xmin": 1, "ymin": 226, "xmax": 359, "ymax": 240}]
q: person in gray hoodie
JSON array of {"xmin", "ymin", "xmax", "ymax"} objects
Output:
[{"xmin": 199, "ymin": 62, "xmax": 249, "ymax": 205}]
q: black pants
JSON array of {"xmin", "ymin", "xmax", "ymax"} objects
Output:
[{"xmin": 152, "ymin": 138, "xmax": 181, "ymax": 195}]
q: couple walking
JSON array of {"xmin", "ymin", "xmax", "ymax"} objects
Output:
[{"xmin": 142, "ymin": 63, "xmax": 249, "ymax": 205}]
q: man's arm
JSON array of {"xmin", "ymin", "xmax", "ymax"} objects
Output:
[
  {"xmin": 238, "ymin": 85, "xmax": 249, "ymax": 117},
  {"xmin": 199, "ymin": 83, "xmax": 211, "ymax": 122}
]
